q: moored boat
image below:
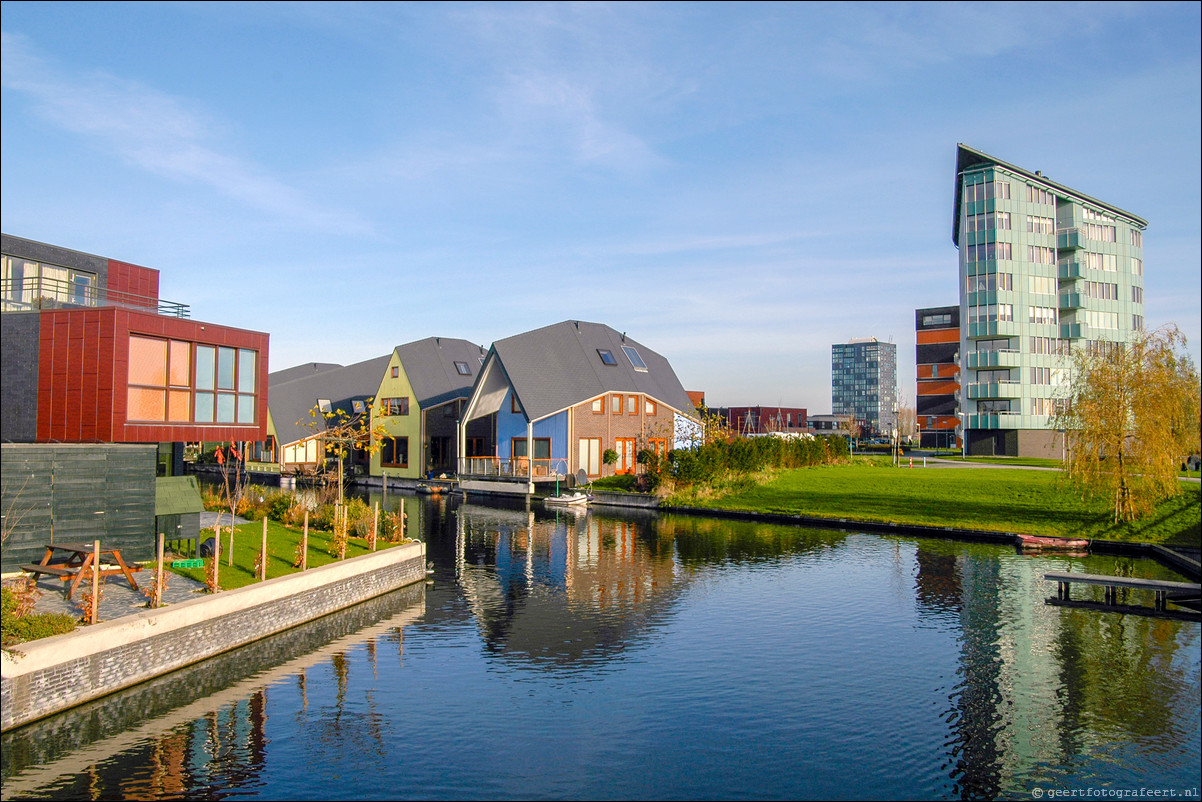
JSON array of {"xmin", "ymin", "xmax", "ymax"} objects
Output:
[
  {"xmin": 1018, "ymin": 534, "xmax": 1090, "ymax": 552},
  {"xmin": 543, "ymin": 492, "xmax": 589, "ymax": 507}
]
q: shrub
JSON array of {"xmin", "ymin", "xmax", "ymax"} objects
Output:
[{"xmin": 1, "ymin": 587, "xmax": 77, "ymax": 646}]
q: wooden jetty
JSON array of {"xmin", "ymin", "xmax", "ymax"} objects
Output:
[{"xmin": 1045, "ymin": 570, "xmax": 1201, "ymax": 613}]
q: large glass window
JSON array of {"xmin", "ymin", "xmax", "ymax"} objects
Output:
[
  {"xmin": 1, "ymin": 256, "xmax": 97, "ymax": 311},
  {"xmin": 126, "ymin": 335, "xmax": 256, "ymax": 425}
]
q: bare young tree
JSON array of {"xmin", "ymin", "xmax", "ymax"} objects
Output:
[{"xmin": 1053, "ymin": 325, "xmax": 1200, "ymax": 522}]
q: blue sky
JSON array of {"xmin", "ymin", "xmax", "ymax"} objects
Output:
[{"xmin": 2, "ymin": 2, "xmax": 1199, "ymax": 412}]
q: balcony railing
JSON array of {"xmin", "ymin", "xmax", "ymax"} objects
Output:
[
  {"xmin": 1058, "ymin": 292, "xmax": 1084, "ymax": 310},
  {"xmin": 967, "ymin": 381, "xmax": 1023, "ymax": 400},
  {"xmin": 1, "ymin": 276, "xmax": 190, "ymax": 318},
  {"xmin": 966, "ymin": 349, "xmax": 1021, "ymax": 369},
  {"xmin": 1056, "ymin": 228, "xmax": 1082, "ymax": 250},
  {"xmin": 968, "ymin": 411, "xmax": 1021, "ymax": 429},
  {"xmin": 459, "ymin": 456, "xmax": 571, "ymax": 480}
]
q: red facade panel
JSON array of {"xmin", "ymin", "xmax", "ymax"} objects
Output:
[{"xmin": 34, "ymin": 307, "xmax": 268, "ymax": 444}]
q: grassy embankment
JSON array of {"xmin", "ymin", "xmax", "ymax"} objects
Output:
[
  {"xmin": 669, "ymin": 461, "xmax": 1201, "ymax": 547},
  {"xmin": 169, "ymin": 519, "xmax": 411, "ymax": 592}
]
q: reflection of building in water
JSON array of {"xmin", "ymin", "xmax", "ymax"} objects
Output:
[
  {"xmin": 912, "ymin": 541, "xmax": 1192, "ymax": 800},
  {"xmin": 454, "ymin": 504, "xmax": 684, "ymax": 667}
]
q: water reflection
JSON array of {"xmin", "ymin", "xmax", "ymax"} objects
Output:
[{"xmin": 3, "ymin": 494, "xmax": 1198, "ymax": 801}]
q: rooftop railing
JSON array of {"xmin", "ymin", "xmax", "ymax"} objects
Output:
[{"xmin": 1, "ymin": 276, "xmax": 190, "ymax": 318}]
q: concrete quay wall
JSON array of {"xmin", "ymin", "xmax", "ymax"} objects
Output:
[{"xmin": 1, "ymin": 541, "xmax": 426, "ymax": 732}]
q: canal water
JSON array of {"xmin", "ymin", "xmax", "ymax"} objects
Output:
[{"xmin": 2, "ymin": 495, "xmax": 1199, "ymax": 800}]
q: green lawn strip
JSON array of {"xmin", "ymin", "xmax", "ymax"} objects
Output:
[
  {"xmin": 674, "ymin": 464, "xmax": 1200, "ymax": 546},
  {"xmin": 168, "ymin": 519, "xmax": 408, "ymax": 591}
]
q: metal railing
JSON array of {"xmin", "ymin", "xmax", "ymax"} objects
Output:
[
  {"xmin": 1, "ymin": 276, "xmax": 190, "ymax": 318},
  {"xmin": 459, "ymin": 456, "xmax": 570, "ymax": 479}
]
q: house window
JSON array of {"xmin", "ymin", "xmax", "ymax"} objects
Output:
[
  {"xmin": 512, "ymin": 438, "xmax": 551, "ymax": 468},
  {"xmin": 592, "ymin": 397, "xmax": 605, "ymax": 414},
  {"xmin": 597, "ymin": 349, "xmax": 617, "ymax": 366},
  {"xmin": 579, "ymin": 437, "xmax": 602, "ymax": 476},
  {"xmin": 645, "ymin": 399, "xmax": 657, "ymax": 416},
  {"xmin": 391, "ymin": 366, "xmax": 399, "ymax": 378},
  {"xmin": 612, "ymin": 394, "xmax": 623, "ymax": 414},
  {"xmin": 454, "ymin": 361, "xmax": 472, "ymax": 376},
  {"xmin": 1, "ymin": 256, "xmax": 98, "ymax": 311},
  {"xmin": 382, "ymin": 397, "xmax": 409, "ymax": 416},
  {"xmin": 626, "ymin": 395, "xmax": 638, "ymax": 415},
  {"xmin": 381, "ymin": 436, "xmax": 409, "ymax": 468},
  {"xmin": 128, "ymin": 335, "xmax": 256, "ymax": 424},
  {"xmin": 511, "ymin": 395, "xmax": 522, "ymax": 414},
  {"xmin": 649, "ymin": 438, "xmax": 668, "ymax": 460},
  {"xmin": 622, "ymin": 345, "xmax": 648, "ymax": 372}
]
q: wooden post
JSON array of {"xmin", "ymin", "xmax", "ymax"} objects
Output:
[
  {"xmin": 260, "ymin": 516, "xmax": 268, "ymax": 580},
  {"xmin": 228, "ymin": 523, "xmax": 234, "ymax": 567},
  {"xmin": 91, "ymin": 539, "xmax": 100, "ymax": 624},
  {"xmin": 154, "ymin": 530, "xmax": 164, "ymax": 608},
  {"xmin": 372, "ymin": 502, "xmax": 378, "ymax": 551},
  {"xmin": 213, "ymin": 525, "xmax": 221, "ymax": 590},
  {"xmin": 301, "ymin": 509, "xmax": 309, "ymax": 571}
]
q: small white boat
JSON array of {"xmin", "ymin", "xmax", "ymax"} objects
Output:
[{"xmin": 543, "ymin": 492, "xmax": 589, "ymax": 507}]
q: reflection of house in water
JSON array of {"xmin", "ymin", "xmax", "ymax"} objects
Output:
[
  {"xmin": 454, "ymin": 503, "xmax": 685, "ymax": 667},
  {"xmin": 912, "ymin": 540, "xmax": 1194, "ymax": 800}
]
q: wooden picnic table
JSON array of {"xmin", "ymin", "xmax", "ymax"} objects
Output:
[{"xmin": 20, "ymin": 542, "xmax": 142, "ymax": 600}]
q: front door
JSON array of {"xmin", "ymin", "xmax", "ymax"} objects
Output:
[{"xmin": 614, "ymin": 438, "xmax": 636, "ymax": 474}]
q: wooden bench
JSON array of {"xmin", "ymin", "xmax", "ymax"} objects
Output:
[
  {"xmin": 21, "ymin": 543, "xmax": 143, "ymax": 600},
  {"xmin": 1045, "ymin": 571, "xmax": 1201, "ymax": 610},
  {"xmin": 19, "ymin": 564, "xmax": 76, "ymax": 578}
]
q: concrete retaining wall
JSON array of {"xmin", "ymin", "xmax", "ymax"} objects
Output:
[
  {"xmin": 590, "ymin": 491, "xmax": 662, "ymax": 510},
  {"xmin": 1, "ymin": 541, "xmax": 426, "ymax": 731}
]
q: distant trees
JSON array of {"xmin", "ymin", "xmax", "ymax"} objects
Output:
[{"xmin": 1053, "ymin": 325, "xmax": 1200, "ymax": 522}]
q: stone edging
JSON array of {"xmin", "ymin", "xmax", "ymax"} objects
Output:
[{"xmin": 1, "ymin": 541, "xmax": 426, "ymax": 731}]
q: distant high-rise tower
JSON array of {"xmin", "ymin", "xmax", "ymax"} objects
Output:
[
  {"xmin": 831, "ymin": 338, "xmax": 897, "ymax": 436},
  {"xmin": 953, "ymin": 144, "xmax": 1146, "ymax": 457}
]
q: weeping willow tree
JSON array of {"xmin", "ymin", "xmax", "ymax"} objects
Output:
[{"xmin": 1053, "ymin": 325, "xmax": 1200, "ymax": 522}]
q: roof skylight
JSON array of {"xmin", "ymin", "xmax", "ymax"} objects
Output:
[{"xmin": 622, "ymin": 345, "xmax": 648, "ymax": 372}]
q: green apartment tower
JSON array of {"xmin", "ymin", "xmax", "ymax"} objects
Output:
[{"xmin": 953, "ymin": 144, "xmax": 1147, "ymax": 457}]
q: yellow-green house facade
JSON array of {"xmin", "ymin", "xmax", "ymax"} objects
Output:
[{"xmin": 369, "ymin": 337, "xmax": 490, "ymax": 481}]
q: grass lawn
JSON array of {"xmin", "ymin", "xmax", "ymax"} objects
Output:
[
  {"xmin": 672, "ymin": 463, "xmax": 1201, "ymax": 547},
  {"xmin": 168, "ymin": 518, "xmax": 413, "ymax": 591}
]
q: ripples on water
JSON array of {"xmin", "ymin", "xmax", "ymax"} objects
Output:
[{"xmin": 2, "ymin": 498, "xmax": 1198, "ymax": 801}]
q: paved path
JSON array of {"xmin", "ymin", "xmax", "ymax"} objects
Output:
[
  {"xmin": 19, "ymin": 513, "xmax": 249, "ymax": 625},
  {"xmin": 24, "ymin": 566, "xmax": 208, "ymax": 624}
]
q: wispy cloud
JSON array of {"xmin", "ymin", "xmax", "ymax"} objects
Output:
[{"xmin": 0, "ymin": 31, "xmax": 365, "ymax": 232}]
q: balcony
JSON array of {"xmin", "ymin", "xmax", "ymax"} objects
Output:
[
  {"xmin": 1061, "ymin": 323, "xmax": 1087, "ymax": 340},
  {"xmin": 1058, "ymin": 261, "xmax": 1085, "ymax": 280},
  {"xmin": 459, "ymin": 456, "xmax": 570, "ymax": 483},
  {"xmin": 968, "ymin": 412, "xmax": 1021, "ymax": 430},
  {"xmin": 1, "ymin": 276, "xmax": 190, "ymax": 318},
  {"xmin": 968, "ymin": 320, "xmax": 1020, "ymax": 339},
  {"xmin": 966, "ymin": 349, "xmax": 1022, "ymax": 369},
  {"xmin": 1056, "ymin": 228, "xmax": 1082, "ymax": 250},
  {"xmin": 967, "ymin": 381, "xmax": 1023, "ymax": 400},
  {"xmin": 1059, "ymin": 292, "xmax": 1084, "ymax": 310}
]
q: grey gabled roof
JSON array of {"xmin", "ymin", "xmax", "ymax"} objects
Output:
[
  {"xmin": 268, "ymin": 362, "xmax": 343, "ymax": 385},
  {"xmin": 395, "ymin": 337, "xmax": 488, "ymax": 409},
  {"xmin": 268, "ymin": 355, "xmax": 391, "ymax": 447},
  {"xmin": 485, "ymin": 320, "xmax": 697, "ymax": 422}
]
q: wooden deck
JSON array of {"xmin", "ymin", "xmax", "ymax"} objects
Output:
[{"xmin": 1044, "ymin": 570, "xmax": 1201, "ymax": 611}]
